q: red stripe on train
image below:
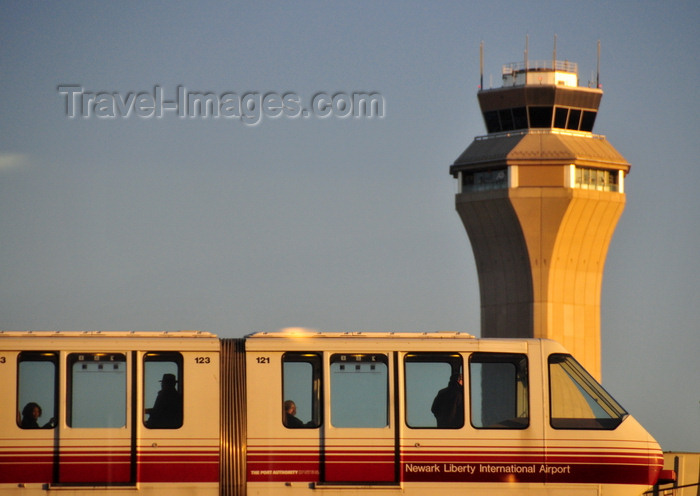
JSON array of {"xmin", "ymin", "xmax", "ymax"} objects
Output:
[
  {"xmin": 246, "ymin": 447, "xmax": 660, "ymax": 485},
  {"xmin": 0, "ymin": 451, "xmax": 219, "ymax": 484}
]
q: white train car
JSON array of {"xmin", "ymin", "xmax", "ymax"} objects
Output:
[
  {"xmin": 0, "ymin": 330, "xmax": 669, "ymax": 495},
  {"xmin": 0, "ymin": 331, "xmax": 221, "ymax": 495}
]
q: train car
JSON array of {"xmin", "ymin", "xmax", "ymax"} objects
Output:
[{"xmin": 0, "ymin": 329, "xmax": 667, "ymax": 495}]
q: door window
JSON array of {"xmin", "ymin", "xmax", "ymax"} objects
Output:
[
  {"xmin": 144, "ymin": 352, "xmax": 183, "ymax": 429},
  {"xmin": 17, "ymin": 352, "xmax": 58, "ymax": 429},
  {"xmin": 67, "ymin": 353, "xmax": 126, "ymax": 428},
  {"xmin": 469, "ymin": 353, "xmax": 529, "ymax": 429},
  {"xmin": 330, "ymin": 354, "xmax": 388, "ymax": 428},
  {"xmin": 404, "ymin": 353, "xmax": 463, "ymax": 428},
  {"xmin": 282, "ymin": 352, "xmax": 321, "ymax": 428}
]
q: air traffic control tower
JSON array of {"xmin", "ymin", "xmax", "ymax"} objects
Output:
[{"xmin": 450, "ymin": 51, "xmax": 629, "ymax": 379}]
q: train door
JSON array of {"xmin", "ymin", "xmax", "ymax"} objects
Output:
[
  {"xmin": 322, "ymin": 352, "xmax": 397, "ymax": 483},
  {"xmin": 401, "ymin": 349, "xmax": 545, "ymax": 485},
  {"xmin": 58, "ymin": 351, "xmax": 134, "ymax": 484},
  {"xmin": 11, "ymin": 351, "xmax": 60, "ymax": 484}
]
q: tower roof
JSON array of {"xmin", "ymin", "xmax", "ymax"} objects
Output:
[{"xmin": 450, "ymin": 131, "xmax": 630, "ymax": 174}]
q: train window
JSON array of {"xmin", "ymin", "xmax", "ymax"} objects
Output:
[
  {"xmin": 17, "ymin": 352, "xmax": 58, "ymax": 429},
  {"xmin": 404, "ymin": 353, "xmax": 463, "ymax": 429},
  {"xmin": 144, "ymin": 352, "xmax": 183, "ymax": 429},
  {"xmin": 330, "ymin": 354, "xmax": 388, "ymax": 428},
  {"xmin": 282, "ymin": 353, "xmax": 321, "ymax": 428},
  {"xmin": 67, "ymin": 353, "xmax": 126, "ymax": 428},
  {"xmin": 469, "ymin": 353, "xmax": 529, "ymax": 429},
  {"xmin": 549, "ymin": 354, "xmax": 627, "ymax": 429}
]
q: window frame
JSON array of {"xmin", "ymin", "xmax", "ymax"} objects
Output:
[
  {"xmin": 548, "ymin": 353, "xmax": 628, "ymax": 430},
  {"xmin": 17, "ymin": 351, "xmax": 59, "ymax": 430},
  {"xmin": 468, "ymin": 352, "xmax": 529, "ymax": 430},
  {"xmin": 66, "ymin": 352, "xmax": 127, "ymax": 428},
  {"xmin": 329, "ymin": 353, "xmax": 389, "ymax": 428},
  {"xmin": 281, "ymin": 352, "xmax": 322, "ymax": 429},
  {"xmin": 404, "ymin": 352, "xmax": 464, "ymax": 429},
  {"xmin": 143, "ymin": 351, "xmax": 184, "ymax": 429}
]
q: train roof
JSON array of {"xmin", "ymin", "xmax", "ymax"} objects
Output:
[
  {"xmin": 0, "ymin": 329, "xmax": 569, "ymax": 355},
  {"xmin": 243, "ymin": 330, "xmax": 561, "ymax": 354},
  {"xmin": 0, "ymin": 330, "xmax": 221, "ymax": 352},
  {"xmin": 0, "ymin": 330, "xmax": 216, "ymax": 338},
  {"xmin": 247, "ymin": 330, "xmax": 476, "ymax": 339}
]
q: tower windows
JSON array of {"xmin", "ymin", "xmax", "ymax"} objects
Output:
[
  {"xmin": 483, "ymin": 111, "xmax": 500, "ymax": 133},
  {"xmin": 483, "ymin": 107, "xmax": 528, "ymax": 133},
  {"xmin": 512, "ymin": 106, "xmax": 528, "ymax": 129},
  {"xmin": 554, "ymin": 107, "xmax": 568, "ymax": 128},
  {"xmin": 567, "ymin": 109, "xmax": 582, "ymax": 130},
  {"xmin": 579, "ymin": 111, "xmax": 597, "ymax": 132},
  {"xmin": 528, "ymin": 106, "xmax": 553, "ymax": 128},
  {"xmin": 483, "ymin": 106, "xmax": 597, "ymax": 132},
  {"xmin": 574, "ymin": 166, "xmax": 621, "ymax": 192},
  {"xmin": 461, "ymin": 168, "xmax": 508, "ymax": 192}
]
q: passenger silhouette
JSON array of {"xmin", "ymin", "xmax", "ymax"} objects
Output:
[
  {"xmin": 146, "ymin": 373, "xmax": 182, "ymax": 428},
  {"xmin": 284, "ymin": 400, "xmax": 305, "ymax": 428},
  {"xmin": 431, "ymin": 372, "xmax": 464, "ymax": 428},
  {"xmin": 20, "ymin": 402, "xmax": 55, "ymax": 429}
]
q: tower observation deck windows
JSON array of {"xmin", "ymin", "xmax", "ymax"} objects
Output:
[
  {"xmin": 579, "ymin": 110, "xmax": 597, "ymax": 132},
  {"xmin": 483, "ymin": 107, "xmax": 528, "ymax": 133},
  {"xmin": 554, "ymin": 107, "xmax": 568, "ymax": 128},
  {"xmin": 483, "ymin": 106, "xmax": 597, "ymax": 132},
  {"xmin": 461, "ymin": 168, "xmax": 508, "ymax": 192},
  {"xmin": 483, "ymin": 111, "xmax": 500, "ymax": 133},
  {"xmin": 512, "ymin": 107, "xmax": 528, "ymax": 129},
  {"xmin": 528, "ymin": 106, "xmax": 553, "ymax": 128},
  {"xmin": 567, "ymin": 109, "xmax": 582, "ymax": 130},
  {"xmin": 574, "ymin": 166, "xmax": 620, "ymax": 192}
]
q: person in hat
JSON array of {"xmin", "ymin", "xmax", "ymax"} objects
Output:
[{"xmin": 145, "ymin": 373, "xmax": 182, "ymax": 428}]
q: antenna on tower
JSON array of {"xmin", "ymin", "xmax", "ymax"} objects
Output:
[
  {"xmin": 596, "ymin": 40, "xmax": 601, "ymax": 88},
  {"xmin": 553, "ymin": 34, "xmax": 557, "ymax": 69},
  {"xmin": 524, "ymin": 34, "xmax": 529, "ymax": 70},
  {"xmin": 479, "ymin": 40, "xmax": 484, "ymax": 90}
]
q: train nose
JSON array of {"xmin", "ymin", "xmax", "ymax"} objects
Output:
[{"xmin": 646, "ymin": 432, "xmax": 670, "ymax": 487}]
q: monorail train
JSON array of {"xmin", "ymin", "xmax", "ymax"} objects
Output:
[{"xmin": 0, "ymin": 329, "xmax": 670, "ymax": 495}]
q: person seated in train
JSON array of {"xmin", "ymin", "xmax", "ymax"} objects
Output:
[
  {"xmin": 145, "ymin": 373, "xmax": 183, "ymax": 428},
  {"xmin": 283, "ymin": 400, "xmax": 306, "ymax": 428},
  {"xmin": 431, "ymin": 372, "xmax": 464, "ymax": 428},
  {"xmin": 20, "ymin": 402, "xmax": 55, "ymax": 429}
]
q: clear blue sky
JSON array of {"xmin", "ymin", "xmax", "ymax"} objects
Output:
[{"xmin": 1, "ymin": 1, "xmax": 698, "ymax": 451}]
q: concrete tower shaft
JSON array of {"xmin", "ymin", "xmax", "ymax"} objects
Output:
[{"xmin": 450, "ymin": 59, "xmax": 630, "ymax": 379}]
